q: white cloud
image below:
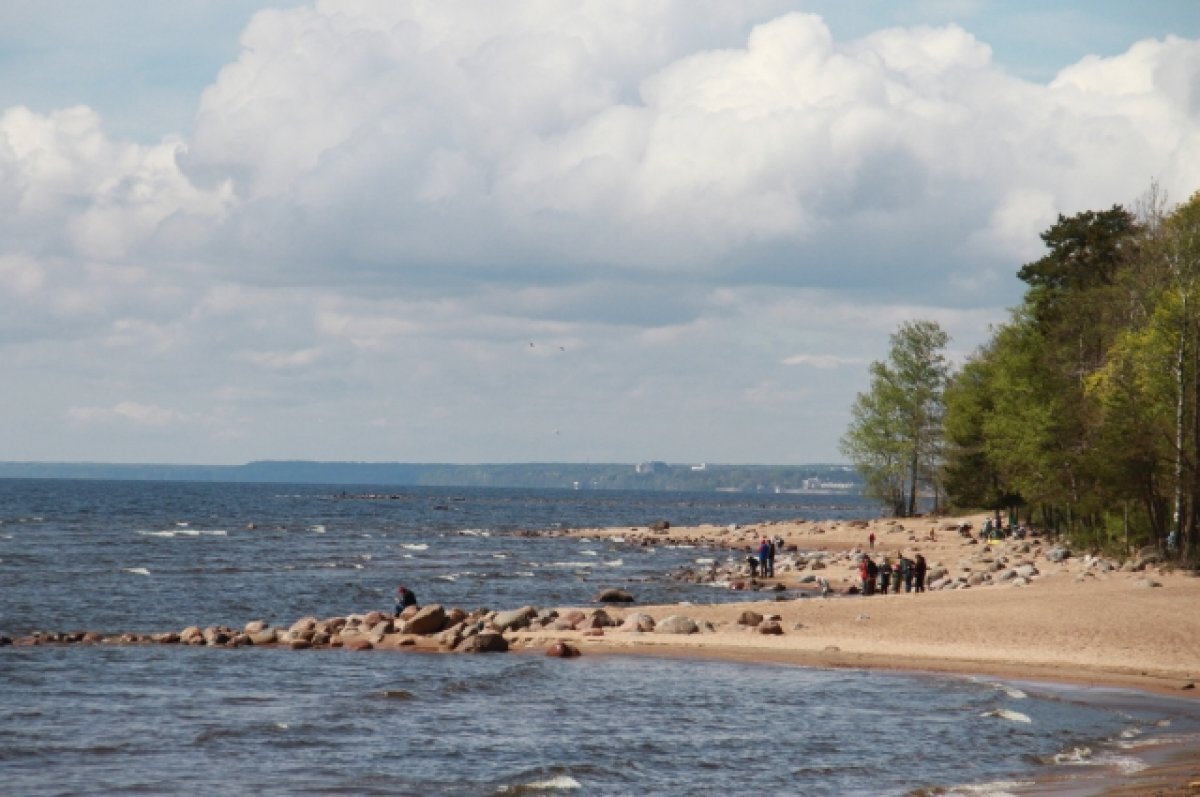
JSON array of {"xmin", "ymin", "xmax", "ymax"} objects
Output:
[
  {"xmin": 782, "ymin": 353, "xmax": 865, "ymax": 369},
  {"xmin": 68, "ymin": 401, "xmax": 191, "ymax": 428},
  {"xmin": 1, "ymin": 4, "xmax": 1197, "ymax": 463}
]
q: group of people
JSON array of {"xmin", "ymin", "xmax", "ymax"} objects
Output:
[
  {"xmin": 746, "ymin": 536, "xmax": 782, "ymax": 578},
  {"xmin": 857, "ymin": 552, "xmax": 926, "ymax": 596}
]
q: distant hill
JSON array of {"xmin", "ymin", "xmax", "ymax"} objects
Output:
[{"xmin": 0, "ymin": 460, "xmax": 862, "ymax": 493}]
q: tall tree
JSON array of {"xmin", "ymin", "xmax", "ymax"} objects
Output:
[{"xmin": 842, "ymin": 320, "xmax": 950, "ymax": 517}]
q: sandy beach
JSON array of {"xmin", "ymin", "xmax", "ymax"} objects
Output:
[
  {"xmin": 495, "ymin": 514, "xmax": 1200, "ymax": 795},
  {"xmin": 522, "ymin": 514, "xmax": 1200, "ymax": 694}
]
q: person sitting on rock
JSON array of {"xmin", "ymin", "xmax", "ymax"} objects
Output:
[{"xmin": 395, "ymin": 585, "xmax": 418, "ymax": 616}]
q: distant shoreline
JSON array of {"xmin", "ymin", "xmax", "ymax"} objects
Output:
[{"xmin": 0, "ymin": 460, "xmax": 865, "ymax": 493}]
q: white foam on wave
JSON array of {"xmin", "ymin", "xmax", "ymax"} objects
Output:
[
  {"xmin": 1052, "ymin": 746, "xmax": 1092, "ymax": 765},
  {"xmin": 124, "ymin": 567, "xmax": 151, "ymax": 576},
  {"xmin": 695, "ymin": 557, "xmax": 715, "ymax": 565},
  {"xmin": 609, "ymin": 535, "xmax": 624, "ymax": 543},
  {"xmin": 987, "ymin": 682, "xmax": 1027, "ymax": 699},
  {"xmin": 138, "ymin": 529, "xmax": 227, "ymax": 538},
  {"xmin": 493, "ymin": 553, "xmax": 508, "ymax": 559},
  {"xmin": 546, "ymin": 561, "xmax": 594, "ymax": 569},
  {"xmin": 310, "ymin": 525, "xmax": 326, "ymax": 533},
  {"xmin": 981, "ymin": 709, "xmax": 1031, "ymax": 724},
  {"xmin": 604, "ymin": 559, "xmax": 623, "ymax": 567},
  {"xmin": 580, "ymin": 549, "xmax": 598, "ymax": 556},
  {"xmin": 498, "ymin": 775, "xmax": 581, "ymax": 793},
  {"xmin": 402, "ymin": 543, "xmax": 429, "ymax": 551},
  {"xmin": 1051, "ymin": 746, "xmax": 1148, "ymax": 774},
  {"xmin": 437, "ymin": 574, "xmax": 458, "ymax": 582}
]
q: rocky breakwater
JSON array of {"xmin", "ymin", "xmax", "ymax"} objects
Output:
[{"xmin": 0, "ymin": 604, "xmax": 584, "ymax": 658}]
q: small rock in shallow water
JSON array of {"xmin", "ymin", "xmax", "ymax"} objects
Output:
[
  {"xmin": 455, "ymin": 632, "xmax": 508, "ymax": 653},
  {"xmin": 545, "ymin": 641, "xmax": 580, "ymax": 658},
  {"xmin": 382, "ymin": 690, "xmax": 413, "ymax": 700}
]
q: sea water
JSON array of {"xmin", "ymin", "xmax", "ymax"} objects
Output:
[{"xmin": 1, "ymin": 479, "xmax": 1197, "ymax": 796}]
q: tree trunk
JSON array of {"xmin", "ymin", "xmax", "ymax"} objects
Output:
[
  {"xmin": 907, "ymin": 448, "xmax": 919, "ymax": 517},
  {"xmin": 1173, "ymin": 293, "xmax": 1186, "ymax": 542}
]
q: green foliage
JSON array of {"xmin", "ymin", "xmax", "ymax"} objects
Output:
[
  {"xmin": 841, "ymin": 320, "xmax": 949, "ymax": 517},
  {"xmin": 940, "ymin": 189, "xmax": 1200, "ymax": 561}
]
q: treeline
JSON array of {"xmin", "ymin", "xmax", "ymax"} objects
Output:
[
  {"xmin": 844, "ymin": 184, "xmax": 1200, "ymax": 561},
  {"xmin": 0, "ymin": 460, "xmax": 861, "ymax": 493}
]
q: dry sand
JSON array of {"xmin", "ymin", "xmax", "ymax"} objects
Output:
[{"xmin": 533, "ymin": 513, "xmax": 1200, "ymax": 695}]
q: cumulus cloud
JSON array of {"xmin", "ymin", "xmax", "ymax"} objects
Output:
[{"xmin": 0, "ymin": 2, "xmax": 1197, "ymax": 462}]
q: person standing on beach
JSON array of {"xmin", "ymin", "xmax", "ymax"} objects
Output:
[
  {"xmin": 766, "ymin": 538, "xmax": 776, "ymax": 577},
  {"xmin": 868, "ymin": 531, "xmax": 876, "ymax": 549},
  {"xmin": 859, "ymin": 554, "xmax": 873, "ymax": 595},
  {"xmin": 891, "ymin": 559, "xmax": 902, "ymax": 594},
  {"xmin": 878, "ymin": 558, "xmax": 892, "ymax": 595},
  {"xmin": 913, "ymin": 554, "xmax": 927, "ymax": 593},
  {"xmin": 899, "ymin": 555, "xmax": 913, "ymax": 593},
  {"xmin": 758, "ymin": 538, "xmax": 772, "ymax": 578}
]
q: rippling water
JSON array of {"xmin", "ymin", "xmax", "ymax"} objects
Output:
[{"xmin": 1, "ymin": 479, "xmax": 1197, "ymax": 796}]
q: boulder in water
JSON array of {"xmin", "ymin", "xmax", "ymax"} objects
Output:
[
  {"xmin": 593, "ymin": 588, "xmax": 634, "ymax": 603},
  {"xmin": 456, "ymin": 632, "xmax": 508, "ymax": 653},
  {"xmin": 491, "ymin": 606, "xmax": 537, "ymax": 632},
  {"xmin": 545, "ymin": 641, "xmax": 580, "ymax": 657},
  {"xmin": 405, "ymin": 605, "xmax": 447, "ymax": 635}
]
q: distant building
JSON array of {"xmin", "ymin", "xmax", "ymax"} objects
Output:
[
  {"xmin": 691, "ymin": 463, "xmax": 707, "ymax": 471},
  {"xmin": 635, "ymin": 461, "xmax": 669, "ymax": 474}
]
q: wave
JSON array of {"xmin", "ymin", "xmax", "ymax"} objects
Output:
[
  {"xmin": 123, "ymin": 567, "xmax": 151, "ymax": 576},
  {"xmin": 498, "ymin": 775, "xmax": 581, "ymax": 793},
  {"xmin": 981, "ymin": 709, "xmax": 1031, "ymax": 724},
  {"xmin": 986, "ymin": 682, "xmax": 1027, "ymax": 700},
  {"xmin": 402, "ymin": 543, "xmax": 429, "ymax": 551},
  {"xmin": 138, "ymin": 529, "xmax": 227, "ymax": 538}
]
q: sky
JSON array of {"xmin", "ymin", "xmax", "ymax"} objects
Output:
[{"xmin": 1, "ymin": 1, "xmax": 1198, "ymax": 466}]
